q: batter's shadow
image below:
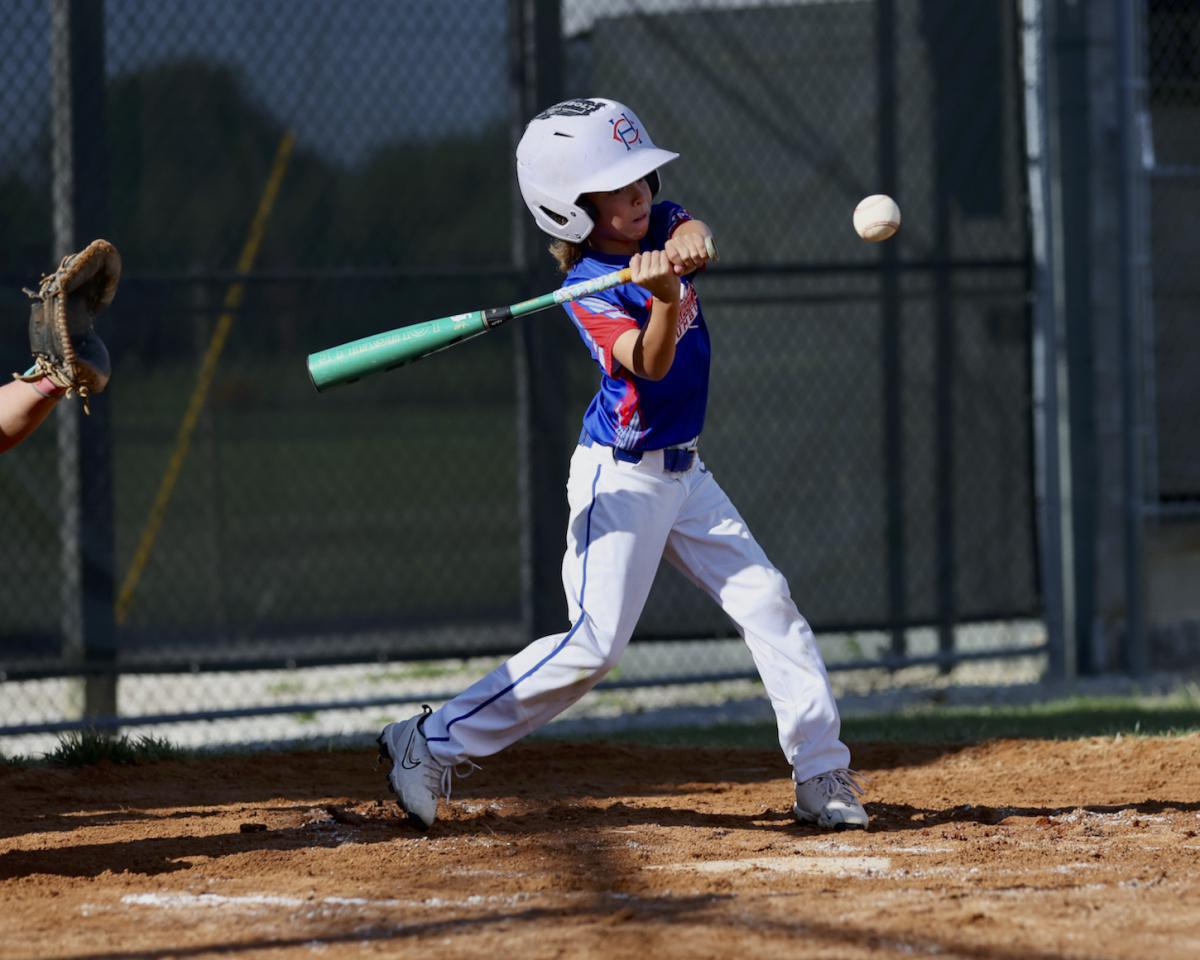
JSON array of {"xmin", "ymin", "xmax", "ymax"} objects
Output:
[
  {"xmin": 434, "ymin": 793, "xmax": 1200, "ymax": 838},
  {"xmin": 863, "ymin": 798, "xmax": 1200, "ymax": 833},
  {"xmin": 0, "ymin": 804, "xmax": 405, "ymax": 881},
  {"xmin": 437, "ymin": 800, "xmax": 817, "ymax": 836}
]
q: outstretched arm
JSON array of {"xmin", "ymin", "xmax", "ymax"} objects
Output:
[
  {"xmin": 611, "ymin": 250, "xmax": 681, "ymax": 381},
  {"xmin": 0, "ymin": 378, "xmax": 63, "ymax": 454}
]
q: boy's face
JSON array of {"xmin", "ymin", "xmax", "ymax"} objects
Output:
[{"xmin": 585, "ymin": 177, "xmax": 652, "ymax": 249}]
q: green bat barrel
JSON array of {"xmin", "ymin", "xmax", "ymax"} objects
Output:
[
  {"xmin": 306, "ymin": 310, "xmax": 490, "ymax": 392},
  {"xmin": 304, "ymin": 239, "xmax": 719, "ymax": 393}
]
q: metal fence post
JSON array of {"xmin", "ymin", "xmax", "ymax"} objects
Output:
[
  {"xmin": 1114, "ymin": 0, "xmax": 1148, "ymax": 675},
  {"xmin": 1051, "ymin": 0, "xmax": 1100, "ymax": 674},
  {"xmin": 510, "ymin": 0, "xmax": 568, "ymax": 643},
  {"xmin": 919, "ymin": 2, "xmax": 959, "ymax": 670},
  {"xmin": 1022, "ymin": 0, "xmax": 1073, "ymax": 681},
  {"xmin": 49, "ymin": 0, "xmax": 117, "ymax": 719},
  {"xmin": 877, "ymin": 0, "xmax": 908, "ymax": 662}
]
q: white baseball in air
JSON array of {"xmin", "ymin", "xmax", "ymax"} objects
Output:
[{"xmin": 853, "ymin": 194, "xmax": 901, "ymax": 242}]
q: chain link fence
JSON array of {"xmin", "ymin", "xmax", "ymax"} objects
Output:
[{"xmin": 0, "ymin": 0, "xmax": 1047, "ymax": 755}]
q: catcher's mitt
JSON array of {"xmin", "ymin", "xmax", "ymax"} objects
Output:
[{"xmin": 14, "ymin": 238, "xmax": 120, "ymax": 414}]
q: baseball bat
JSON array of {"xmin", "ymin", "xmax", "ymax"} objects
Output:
[{"xmin": 306, "ymin": 236, "xmax": 717, "ymax": 392}]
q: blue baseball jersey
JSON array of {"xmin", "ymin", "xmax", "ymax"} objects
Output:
[{"xmin": 564, "ymin": 201, "xmax": 711, "ymax": 451}]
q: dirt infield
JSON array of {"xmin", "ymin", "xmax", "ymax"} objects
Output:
[{"xmin": 2, "ymin": 735, "xmax": 1199, "ymax": 959}]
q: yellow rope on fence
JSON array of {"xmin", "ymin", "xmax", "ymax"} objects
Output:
[{"xmin": 115, "ymin": 131, "xmax": 295, "ymax": 626}]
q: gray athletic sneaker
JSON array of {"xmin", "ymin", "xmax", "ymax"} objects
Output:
[
  {"xmin": 793, "ymin": 768, "xmax": 869, "ymax": 830},
  {"xmin": 377, "ymin": 706, "xmax": 448, "ymax": 830},
  {"xmin": 377, "ymin": 706, "xmax": 480, "ymax": 830}
]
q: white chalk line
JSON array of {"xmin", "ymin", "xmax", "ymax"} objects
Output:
[
  {"xmin": 649, "ymin": 855, "xmax": 893, "ymax": 876},
  {"xmin": 119, "ymin": 891, "xmax": 529, "ymax": 912}
]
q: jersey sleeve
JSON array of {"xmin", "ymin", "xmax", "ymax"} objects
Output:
[
  {"xmin": 648, "ymin": 200, "xmax": 693, "ymax": 247},
  {"xmin": 565, "ymin": 291, "xmax": 639, "ymax": 376}
]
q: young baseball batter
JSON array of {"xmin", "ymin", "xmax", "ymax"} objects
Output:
[{"xmin": 379, "ymin": 98, "xmax": 867, "ymax": 832}]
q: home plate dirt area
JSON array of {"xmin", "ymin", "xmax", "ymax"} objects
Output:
[{"xmin": 2, "ymin": 737, "xmax": 1199, "ymax": 959}]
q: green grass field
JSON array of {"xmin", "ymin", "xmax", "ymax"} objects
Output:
[
  {"xmin": 4, "ymin": 690, "xmax": 1198, "ymax": 767},
  {"xmin": 543, "ymin": 690, "xmax": 1200, "ymax": 748}
]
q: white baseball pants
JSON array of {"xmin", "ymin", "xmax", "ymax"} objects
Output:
[{"xmin": 423, "ymin": 440, "xmax": 851, "ymax": 782}]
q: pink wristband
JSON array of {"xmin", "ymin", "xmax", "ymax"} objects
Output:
[{"xmin": 30, "ymin": 377, "xmax": 66, "ymax": 400}]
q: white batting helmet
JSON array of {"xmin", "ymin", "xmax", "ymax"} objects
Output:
[{"xmin": 516, "ymin": 98, "xmax": 679, "ymax": 243}]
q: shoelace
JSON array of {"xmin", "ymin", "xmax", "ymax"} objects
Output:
[
  {"xmin": 810, "ymin": 768, "xmax": 867, "ymax": 804},
  {"xmin": 438, "ymin": 758, "xmax": 482, "ymax": 802},
  {"xmin": 410, "ymin": 704, "xmax": 482, "ymax": 803}
]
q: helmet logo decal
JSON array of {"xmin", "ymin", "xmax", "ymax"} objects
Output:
[
  {"xmin": 610, "ymin": 113, "xmax": 642, "ymax": 150},
  {"xmin": 535, "ymin": 98, "xmax": 605, "ymax": 120}
]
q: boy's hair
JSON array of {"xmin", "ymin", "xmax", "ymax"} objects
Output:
[{"xmin": 549, "ymin": 239, "xmax": 585, "ymax": 273}]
